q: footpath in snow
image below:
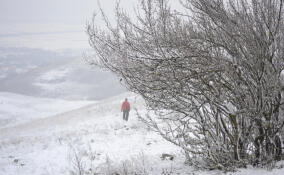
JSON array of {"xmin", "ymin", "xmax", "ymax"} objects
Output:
[{"xmin": 0, "ymin": 92, "xmax": 284, "ymax": 175}]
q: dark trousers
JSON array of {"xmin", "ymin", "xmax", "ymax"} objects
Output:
[{"xmin": 123, "ymin": 110, "xmax": 129, "ymax": 121}]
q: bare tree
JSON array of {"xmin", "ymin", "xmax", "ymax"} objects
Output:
[{"xmin": 87, "ymin": 0, "xmax": 284, "ymax": 170}]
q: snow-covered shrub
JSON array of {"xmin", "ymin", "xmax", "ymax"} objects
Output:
[
  {"xmin": 87, "ymin": 0, "xmax": 284, "ymax": 170},
  {"xmin": 69, "ymin": 149, "xmax": 151, "ymax": 175},
  {"xmin": 98, "ymin": 156, "xmax": 150, "ymax": 175},
  {"xmin": 69, "ymin": 150, "xmax": 85, "ymax": 175}
]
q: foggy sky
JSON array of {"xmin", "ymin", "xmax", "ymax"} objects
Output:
[
  {"xmin": 0, "ymin": 0, "xmax": 124, "ymax": 24},
  {"xmin": 0, "ymin": 0, "xmax": 181, "ymax": 50},
  {"xmin": 0, "ymin": 0, "xmax": 137, "ymax": 50}
]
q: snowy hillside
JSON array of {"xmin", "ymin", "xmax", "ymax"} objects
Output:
[
  {"xmin": 0, "ymin": 92, "xmax": 284, "ymax": 175},
  {"xmin": 0, "ymin": 92, "xmax": 95, "ymax": 129}
]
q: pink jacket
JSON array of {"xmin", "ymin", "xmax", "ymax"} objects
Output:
[{"xmin": 121, "ymin": 101, "xmax": 130, "ymax": 111}]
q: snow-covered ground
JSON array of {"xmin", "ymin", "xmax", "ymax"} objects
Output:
[
  {"xmin": 0, "ymin": 92, "xmax": 95, "ymax": 129},
  {"xmin": 0, "ymin": 92, "xmax": 284, "ymax": 175}
]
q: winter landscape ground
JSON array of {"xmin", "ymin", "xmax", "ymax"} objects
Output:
[
  {"xmin": 1, "ymin": 91, "xmax": 284, "ymax": 175},
  {"xmin": 1, "ymin": 0, "xmax": 284, "ymax": 174}
]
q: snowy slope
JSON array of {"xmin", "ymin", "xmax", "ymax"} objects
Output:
[
  {"xmin": 0, "ymin": 92, "xmax": 284, "ymax": 175},
  {"xmin": 0, "ymin": 92, "xmax": 95, "ymax": 129}
]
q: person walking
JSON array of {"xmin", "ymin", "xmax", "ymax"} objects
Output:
[{"xmin": 121, "ymin": 98, "xmax": 130, "ymax": 121}]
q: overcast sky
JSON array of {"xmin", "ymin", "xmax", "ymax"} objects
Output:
[
  {"xmin": 0, "ymin": 0, "xmax": 133, "ymax": 24},
  {"xmin": 0, "ymin": 0, "xmax": 137, "ymax": 50},
  {"xmin": 0, "ymin": 0, "xmax": 180, "ymax": 51}
]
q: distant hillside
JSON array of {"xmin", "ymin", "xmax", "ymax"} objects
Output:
[{"xmin": 0, "ymin": 47, "xmax": 126, "ymax": 100}]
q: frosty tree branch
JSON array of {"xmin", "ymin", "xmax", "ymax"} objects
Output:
[{"xmin": 87, "ymin": 0, "xmax": 284, "ymax": 170}]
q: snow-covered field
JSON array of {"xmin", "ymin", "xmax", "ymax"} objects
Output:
[
  {"xmin": 0, "ymin": 92, "xmax": 284, "ymax": 175},
  {"xmin": 0, "ymin": 92, "xmax": 95, "ymax": 129}
]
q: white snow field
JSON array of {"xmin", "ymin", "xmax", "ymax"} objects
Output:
[
  {"xmin": 0, "ymin": 92, "xmax": 95, "ymax": 129},
  {"xmin": 0, "ymin": 92, "xmax": 284, "ymax": 175}
]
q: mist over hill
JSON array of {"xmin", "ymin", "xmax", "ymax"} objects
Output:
[{"xmin": 0, "ymin": 47, "xmax": 126, "ymax": 100}]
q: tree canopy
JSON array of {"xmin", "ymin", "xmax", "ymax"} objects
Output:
[{"xmin": 87, "ymin": 0, "xmax": 284, "ymax": 170}]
